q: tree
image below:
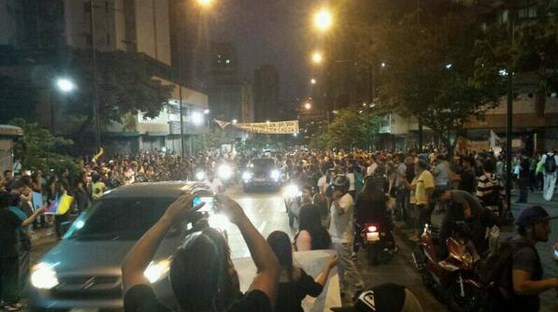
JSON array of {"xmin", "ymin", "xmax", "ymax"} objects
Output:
[
  {"xmin": 62, "ymin": 50, "xmax": 175, "ymax": 133},
  {"xmin": 474, "ymin": 1, "xmax": 558, "ymax": 116},
  {"xmin": 0, "ymin": 76, "xmax": 39, "ymax": 124},
  {"xmin": 372, "ymin": 4, "xmax": 501, "ymax": 153},
  {"xmin": 310, "ymin": 108, "xmax": 380, "ymax": 150},
  {"xmin": 9, "ymin": 118, "xmax": 79, "ymax": 175}
]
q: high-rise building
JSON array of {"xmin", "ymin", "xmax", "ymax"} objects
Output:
[
  {"xmin": 253, "ymin": 65, "xmax": 279, "ymax": 122},
  {"xmin": 208, "ymin": 41, "xmax": 254, "ymax": 123}
]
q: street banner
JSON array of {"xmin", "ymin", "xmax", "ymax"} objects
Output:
[
  {"xmin": 214, "ymin": 119, "xmax": 299, "ymax": 134},
  {"xmin": 232, "ymin": 249, "xmax": 340, "ymax": 312}
]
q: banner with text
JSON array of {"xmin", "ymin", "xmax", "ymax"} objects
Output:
[{"xmin": 214, "ymin": 119, "xmax": 299, "ymax": 134}]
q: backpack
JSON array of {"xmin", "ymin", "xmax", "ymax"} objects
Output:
[
  {"xmin": 478, "ymin": 239, "xmax": 535, "ymax": 305},
  {"xmin": 544, "ymin": 154, "xmax": 557, "ymax": 173}
]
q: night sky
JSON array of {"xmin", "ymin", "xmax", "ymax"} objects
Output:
[{"xmin": 211, "ymin": 0, "xmax": 317, "ymax": 103}]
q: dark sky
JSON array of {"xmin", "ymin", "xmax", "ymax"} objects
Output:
[{"xmin": 211, "ymin": 0, "xmax": 316, "ymax": 103}]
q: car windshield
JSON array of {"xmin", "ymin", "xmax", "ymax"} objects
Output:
[
  {"xmin": 67, "ymin": 197, "xmax": 175, "ymax": 241},
  {"xmin": 250, "ymin": 159, "xmax": 275, "ymax": 169}
]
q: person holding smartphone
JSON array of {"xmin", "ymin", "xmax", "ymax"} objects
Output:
[{"xmin": 121, "ymin": 193, "xmax": 279, "ymax": 312}]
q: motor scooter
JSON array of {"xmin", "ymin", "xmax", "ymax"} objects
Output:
[
  {"xmin": 359, "ymin": 211, "xmax": 397, "ymax": 266},
  {"xmin": 412, "ymin": 223, "xmax": 484, "ymax": 312}
]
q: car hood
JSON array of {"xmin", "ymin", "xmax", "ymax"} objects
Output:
[{"xmin": 39, "ymin": 239, "xmax": 178, "ymax": 276}]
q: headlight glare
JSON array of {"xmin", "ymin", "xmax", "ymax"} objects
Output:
[
  {"xmin": 144, "ymin": 259, "xmax": 171, "ymax": 283},
  {"xmin": 31, "ymin": 263, "xmax": 59, "ymax": 289},
  {"xmin": 217, "ymin": 164, "xmax": 233, "ymax": 180},
  {"xmin": 283, "ymin": 184, "xmax": 301, "ymax": 198},
  {"xmin": 270, "ymin": 169, "xmax": 281, "ymax": 180},
  {"xmin": 195, "ymin": 171, "xmax": 206, "ymax": 180},
  {"xmin": 242, "ymin": 171, "xmax": 252, "ymax": 181}
]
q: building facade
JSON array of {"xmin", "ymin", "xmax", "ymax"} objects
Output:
[{"xmin": 253, "ymin": 65, "xmax": 279, "ymax": 122}]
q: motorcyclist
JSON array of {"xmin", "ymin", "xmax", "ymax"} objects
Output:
[
  {"xmin": 431, "ymin": 189, "xmax": 501, "ymax": 259},
  {"xmin": 354, "ymin": 173, "xmax": 396, "ymax": 254}
]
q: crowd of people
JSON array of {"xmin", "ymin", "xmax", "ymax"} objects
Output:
[{"xmin": 2, "ymin": 146, "xmax": 558, "ymax": 311}]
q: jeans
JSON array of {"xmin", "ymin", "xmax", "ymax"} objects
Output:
[
  {"xmin": 333, "ymin": 242, "xmax": 363, "ymax": 296},
  {"xmin": 396, "ymin": 188, "xmax": 410, "ymax": 224}
]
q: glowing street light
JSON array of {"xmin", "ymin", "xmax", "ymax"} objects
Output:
[
  {"xmin": 232, "ymin": 119, "xmax": 238, "ymax": 124},
  {"xmin": 304, "ymin": 102, "xmax": 312, "ymax": 110},
  {"xmin": 191, "ymin": 112, "xmax": 204, "ymax": 126},
  {"xmin": 56, "ymin": 78, "xmax": 76, "ymax": 93},
  {"xmin": 310, "ymin": 78, "xmax": 317, "ymax": 84},
  {"xmin": 197, "ymin": 0, "xmax": 213, "ymax": 7},
  {"xmin": 311, "ymin": 51, "xmax": 324, "ymax": 64},
  {"xmin": 314, "ymin": 8, "xmax": 333, "ymax": 32}
]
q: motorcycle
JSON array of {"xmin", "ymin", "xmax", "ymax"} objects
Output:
[
  {"xmin": 359, "ymin": 211, "xmax": 397, "ymax": 266},
  {"xmin": 412, "ymin": 223, "xmax": 484, "ymax": 312}
]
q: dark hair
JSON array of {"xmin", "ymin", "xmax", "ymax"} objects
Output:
[
  {"xmin": 416, "ymin": 159, "xmax": 429, "ymax": 170},
  {"xmin": 482, "ymin": 159, "xmax": 496, "ymax": 173},
  {"xmin": 169, "ymin": 228, "xmax": 225, "ymax": 311},
  {"xmin": 0, "ymin": 192, "xmax": 14, "ymax": 208},
  {"xmin": 267, "ymin": 231, "xmax": 294, "ymax": 282},
  {"xmin": 298, "ymin": 204, "xmax": 331, "ymax": 250}
]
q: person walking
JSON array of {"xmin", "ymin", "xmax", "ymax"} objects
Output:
[{"xmin": 539, "ymin": 150, "xmax": 558, "ymax": 201}]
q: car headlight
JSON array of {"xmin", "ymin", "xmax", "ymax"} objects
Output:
[
  {"xmin": 195, "ymin": 170, "xmax": 206, "ymax": 181},
  {"xmin": 31, "ymin": 263, "xmax": 59, "ymax": 289},
  {"xmin": 270, "ymin": 169, "xmax": 281, "ymax": 180},
  {"xmin": 242, "ymin": 171, "xmax": 252, "ymax": 181},
  {"xmin": 283, "ymin": 184, "xmax": 301, "ymax": 198},
  {"xmin": 217, "ymin": 164, "xmax": 233, "ymax": 180},
  {"xmin": 144, "ymin": 259, "xmax": 171, "ymax": 283}
]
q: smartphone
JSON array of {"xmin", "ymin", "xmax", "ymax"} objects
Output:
[{"xmin": 192, "ymin": 196, "xmax": 201, "ymax": 206}]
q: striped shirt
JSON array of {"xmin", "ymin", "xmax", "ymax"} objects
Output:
[{"xmin": 476, "ymin": 173, "xmax": 505, "ymax": 206}]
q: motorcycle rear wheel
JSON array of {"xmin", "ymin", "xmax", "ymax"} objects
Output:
[{"xmin": 445, "ymin": 282, "xmax": 482, "ymax": 312}]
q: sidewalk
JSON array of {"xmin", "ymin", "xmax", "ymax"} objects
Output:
[{"xmin": 396, "ymin": 190, "xmax": 558, "ymax": 312}]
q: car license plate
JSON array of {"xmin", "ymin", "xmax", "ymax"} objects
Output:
[
  {"xmin": 254, "ymin": 178, "xmax": 265, "ymax": 182},
  {"xmin": 366, "ymin": 232, "xmax": 380, "ymax": 242}
]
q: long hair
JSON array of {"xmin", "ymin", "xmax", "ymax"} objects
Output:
[
  {"xmin": 298, "ymin": 204, "xmax": 331, "ymax": 249},
  {"xmin": 170, "ymin": 227, "xmax": 227, "ymax": 312},
  {"xmin": 266, "ymin": 231, "xmax": 294, "ymax": 282}
]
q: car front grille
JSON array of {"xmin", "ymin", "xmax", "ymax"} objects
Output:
[{"xmin": 52, "ymin": 275, "xmax": 122, "ymax": 298}]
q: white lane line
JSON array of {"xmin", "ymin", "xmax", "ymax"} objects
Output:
[{"xmin": 257, "ymin": 221, "xmax": 267, "ymax": 234}]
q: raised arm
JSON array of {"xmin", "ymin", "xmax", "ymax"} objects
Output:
[
  {"xmin": 216, "ymin": 195, "xmax": 280, "ymax": 308},
  {"xmin": 22, "ymin": 206, "xmax": 46, "ymax": 227},
  {"xmin": 121, "ymin": 193, "xmax": 195, "ymax": 294}
]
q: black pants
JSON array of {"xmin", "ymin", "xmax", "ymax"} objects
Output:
[
  {"xmin": 18, "ymin": 243, "xmax": 30, "ymax": 294},
  {"xmin": 417, "ymin": 204, "xmax": 434, "ymax": 231},
  {"xmin": 0, "ymin": 256, "xmax": 20, "ymax": 304},
  {"xmin": 55, "ymin": 213, "xmax": 69, "ymax": 239}
]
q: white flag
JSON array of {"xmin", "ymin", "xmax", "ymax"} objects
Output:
[{"xmin": 490, "ymin": 130, "xmax": 502, "ymax": 155}]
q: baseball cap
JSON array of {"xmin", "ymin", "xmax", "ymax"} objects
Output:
[
  {"xmin": 330, "ymin": 284, "xmax": 407, "ymax": 312},
  {"xmin": 516, "ymin": 206, "xmax": 558, "ymax": 228}
]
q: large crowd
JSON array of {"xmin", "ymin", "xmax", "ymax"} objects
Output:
[{"xmin": 2, "ymin": 146, "xmax": 558, "ymax": 311}]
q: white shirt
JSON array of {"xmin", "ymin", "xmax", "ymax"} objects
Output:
[
  {"xmin": 346, "ymin": 173, "xmax": 356, "ymax": 191},
  {"xmin": 329, "ymin": 193, "xmax": 354, "ymax": 243},
  {"xmin": 366, "ymin": 163, "xmax": 378, "ymax": 176},
  {"xmin": 317, "ymin": 175, "xmax": 328, "ymax": 194},
  {"xmin": 540, "ymin": 153, "xmax": 558, "ymax": 175}
]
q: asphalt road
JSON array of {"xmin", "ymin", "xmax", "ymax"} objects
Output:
[{"xmin": 28, "ymin": 184, "xmax": 449, "ymax": 311}]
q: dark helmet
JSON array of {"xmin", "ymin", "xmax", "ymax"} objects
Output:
[{"xmin": 332, "ymin": 174, "xmax": 350, "ymax": 193}]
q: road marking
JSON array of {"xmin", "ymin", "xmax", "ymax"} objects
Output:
[{"xmin": 258, "ymin": 221, "xmax": 267, "ymax": 234}]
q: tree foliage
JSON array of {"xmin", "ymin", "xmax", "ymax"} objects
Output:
[
  {"xmin": 374, "ymin": 4, "xmax": 501, "ymax": 149},
  {"xmin": 310, "ymin": 108, "xmax": 380, "ymax": 150},
  {"xmin": 62, "ymin": 50, "xmax": 175, "ymax": 132},
  {"xmin": 9, "ymin": 118, "xmax": 79, "ymax": 174}
]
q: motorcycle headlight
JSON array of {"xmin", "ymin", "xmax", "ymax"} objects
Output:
[
  {"xmin": 217, "ymin": 164, "xmax": 233, "ymax": 180},
  {"xmin": 270, "ymin": 169, "xmax": 281, "ymax": 180},
  {"xmin": 144, "ymin": 259, "xmax": 171, "ymax": 283},
  {"xmin": 283, "ymin": 184, "xmax": 301, "ymax": 198},
  {"xmin": 195, "ymin": 171, "xmax": 206, "ymax": 180},
  {"xmin": 242, "ymin": 171, "xmax": 252, "ymax": 181},
  {"xmin": 31, "ymin": 263, "xmax": 59, "ymax": 289}
]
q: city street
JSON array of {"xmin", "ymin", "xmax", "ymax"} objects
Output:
[
  {"xmin": 27, "ymin": 185, "xmax": 558, "ymax": 312},
  {"xmin": 28, "ymin": 184, "xmax": 446, "ymax": 311}
]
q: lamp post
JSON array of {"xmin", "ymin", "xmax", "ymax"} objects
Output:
[{"xmin": 89, "ymin": 0, "xmax": 101, "ymax": 152}]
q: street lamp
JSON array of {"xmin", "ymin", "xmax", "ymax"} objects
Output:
[
  {"xmin": 304, "ymin": 102, "xmax": 312, "ymax": 110},
  {"xmin": 56, "ymin": 78, "xmax": 76, "ymax": 93},
  {"xmin": 310, "ymin": 78, "xmax": 317, "ymax": 84},
  {"xmin": 311, "ymin": 51, "xmax": 324, "ymax": 64},
  {"xmin": 314, "ymin": 8, "xmax": 333, "ymax": 32},
  {"xmin": 197, "ymin": 0, "xmax": 213, "ymax": 7},
  {"xmin": 191, "ymin": 111, "xmax": 204, "ymax": 126}
]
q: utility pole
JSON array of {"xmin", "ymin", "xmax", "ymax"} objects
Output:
[
  {"xmin": 505, "ymin": 1, "xmax": 516, "ymax": 212},
  {"xmin": 89, "ymin": 0, "xmax": 101, "ymax": 152}
]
